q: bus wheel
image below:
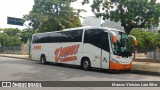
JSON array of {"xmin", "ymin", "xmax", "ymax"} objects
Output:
[
  {"xmin": 40, "ymin": 55, "xmax": 47, "ymax": 64},
  {"xmin": 82, "ymin": 59, "xmax": 91, "ymax": 70}
]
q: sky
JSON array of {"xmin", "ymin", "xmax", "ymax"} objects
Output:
[
  {"xmin": 0, "ymin": 0, "xmax": 94, "ymax": 29},
  {"xmin": 0, "ymin": 0, "xmax": 160, "ymax": 29},
  {"xmin": 0, "ymin": 0, "xmax": 34, "ymax": 29}
]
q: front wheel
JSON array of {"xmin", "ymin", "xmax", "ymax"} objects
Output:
[{"xmin": 82, "ymin": 59, "xmax": 91, "ymax": 70}]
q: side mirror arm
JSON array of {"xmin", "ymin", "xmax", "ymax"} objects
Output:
[{"xmin": 128, "ymin": 35, "xmax": 138, "ymax": 46}]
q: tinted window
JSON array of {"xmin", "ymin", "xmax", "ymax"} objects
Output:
[
  {"xmin": 84, "ymin": 29, "xmax": 110, "ymax": 52},
  {"xmin": 32, "ymin": 29, "xmax": 83, "ymax": 43},
  {"xmin": 84, "ymin": 29, "xmax": 103, "ymax": 48},
  {"xmin": 100, "ymin": 32, "xmax": 110, "ymax": 52},
  {"xmin": 32, "ymin": 33, "xmax": 46, "ymax": 43},
  {"xmin": 61, "ymin": 30, "xmax": 83, "ymax": 42},
  {"xmin": 46, "ymin": 32, "xmax": 65, "ymax": 43}
]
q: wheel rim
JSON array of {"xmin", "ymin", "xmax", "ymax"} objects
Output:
[
  {"xmin": 83, "ymin": 61, "xmax": 89, "ymax": 69},
  {"xmin": 41, "ymin": 57, "xmax": 44, "ymax": 63}
]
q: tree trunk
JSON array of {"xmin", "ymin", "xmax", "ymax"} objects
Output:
[
  {"xmin": 124, "ymin": 27, "xmax": 132, "ymax": 34},
  {"xmin": 134, "ymin": 46, "xmax": 136, "ymax": 61},
  {"xmin": 121, "ymin": 20, "xmax": 133, "ymax": 34}
]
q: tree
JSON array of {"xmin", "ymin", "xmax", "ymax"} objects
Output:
[
  {"xmin": 3, "ymin": 28, "xmax": 20, "ymax": 37},
  {"xmin": 130, "ymin": 29, "xmax": 156, "ymax": 52},
  {"xmin": 20, "ymin": 29, "xmax": 36, "ymax": 43},
  {"xmin": 24, "ymin": 0, "xmax": 81, "ymax": 33},
  {"xmin": 83, "ymin": 0, "xmax": 160, "ymax": 34},
  {"xmin": 0, "ymin": 28, "xmax": 21, "ymax": 46},
  {"xmin": 155, "ymin": 31, "xmax": 160, "ymax": 48},
  {"xmin": 0, "ymin": 32, "xmax": 7, "ymax": 52}
]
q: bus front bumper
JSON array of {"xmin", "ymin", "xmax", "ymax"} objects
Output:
[{"xmin": 109, "ymin": 61, "xmax": 132, "ymax": 70}]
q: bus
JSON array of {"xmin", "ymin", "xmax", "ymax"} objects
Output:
[{"xmin": 31, "ymin": 27, "xmax": 137, "ymax": 71}]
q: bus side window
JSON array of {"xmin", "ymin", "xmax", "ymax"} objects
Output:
[
  {"xmin": 84, "ymin": 29, "xmax": 110, "ymax": 52},
  {"xmin": 84, "ymin": 29, "xmax": 104, "ymax": 49},
  {"xmin": 100, "ymin": 32, "xmax": 110, "ymax": 52}
]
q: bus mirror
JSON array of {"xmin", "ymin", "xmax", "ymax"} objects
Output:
[
  {"xmin": 113, "ymin": 35, "xmax": 117, "ymax": 43},
  {"xmin": 134, "ymin": 39, "xmax": 138, "ymax": 46},
  {"xmin": 128, "ymin": 35, "xmax": 138, "ymax": 46},
  {"xmin": 110, "ymin": 31, "xmax": 117, "ymax": 43}
]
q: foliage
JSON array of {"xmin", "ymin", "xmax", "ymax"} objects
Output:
[
  {"xmin": 155, "ymin": 31, "xmax": 160, "ymax": 48},
  {"xmin": 83, "ymin": 0, "xmax": 160, "ymax": 34},
  {"xmin": 0, "ymin": 28, "xmax": 21, "ymax": 46},
  {"xmin": 0, "ymin": 32, "xmax": 6, "ymax": 47},
  {"xmin": 158, "ymin": 30, "xmax": 160, "ymax": 33},
  {"xmin": 0, "ymin": 28, "xmax": 37, "ymax": 47},
  {"xmin": 2, "ymin": 28, "xmax": 20, "ymax": 37},
  {"xmin": 130, "ymin": 29, "xmax": 157, "ymax": 52},
  {"xmin": 20, "ymin": 29, "xmax": 36, "ymax": 43},
  {"xmin": 24, "ymin": 0, "xmax": 82, "ymax": 33}
]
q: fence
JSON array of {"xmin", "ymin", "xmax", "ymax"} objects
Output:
[
  {"xmin": 147, "ymin": 52, "xmax": 160, "ymax": 60},
  {"xmin": 0, "ymin": 46, "xmax": 21, "ymax": 54},
  {"xmin": 0, "ymin": 43, "xmax": 28, "ymax": 55}
]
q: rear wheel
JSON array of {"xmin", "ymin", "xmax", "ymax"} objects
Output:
[
  {"xmin": 40, "ymin": 55, "xmax": 47, "ymax": 64},
  {"xmin": 82, "ymin": 58, "xmax": 91, "ymax": 70}
]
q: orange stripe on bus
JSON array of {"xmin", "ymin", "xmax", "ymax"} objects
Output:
[{"xmin": 109, "ymin": 61, "xmax": 132, "ymax": 70}]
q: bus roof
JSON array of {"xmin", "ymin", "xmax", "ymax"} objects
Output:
[
  {"xmin": 63, "ymin": 26, "xmax": 123, "ymax": 32},
  {"xmin": 33, "ymin": 26, "xmax": 124, "ymax": 36}
]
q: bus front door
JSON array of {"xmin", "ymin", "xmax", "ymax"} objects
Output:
[{"xmin": 100, "ymin": 32, "xmax": 110, "ymax": 69}]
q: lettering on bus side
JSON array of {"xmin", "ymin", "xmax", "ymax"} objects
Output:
[
  {"xmin": 34, "ymin": 45, "xmax": 41, "ymax": 50},
  {"xmin": 54, "ymin": 44, "xmax": 80, "ymax": 62}
]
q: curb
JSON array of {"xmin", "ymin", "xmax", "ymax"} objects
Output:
[
  {"xmin": 130, "ymin": 70, "xmax": 160, "ymax": 76},
  {"xmin": 0, "ymin": 55, "xmax": 30, "ymax": 60}
]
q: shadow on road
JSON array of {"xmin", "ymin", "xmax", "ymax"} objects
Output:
[{"xmin": 46, "ymin": 62, "xmax": 127, "ymax": 74}]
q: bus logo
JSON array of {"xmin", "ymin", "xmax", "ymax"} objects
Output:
[
  {"xmin": 2, "ymin": 82, "xmax": 11, "ymax": 87},
  {"xmin": 54, "ymin": 44, "xmax": 80, "ymax": 62},
  {"xmin": 34, "ymin": 45, "xmax": 41, "ymax": 50}
]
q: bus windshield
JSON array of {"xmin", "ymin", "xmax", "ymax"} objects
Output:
[{"xmin": 110, "ymin": 31, "xmax": 132, "ymax": 57}]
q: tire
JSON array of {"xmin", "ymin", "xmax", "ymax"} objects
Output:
[
  {"xmin": 82, "ymin": 59, "xmax": 91, "ymax": 70},
  {"xmin": 40, "ymin": 55, "xmax": 47, "ymax": 64}
]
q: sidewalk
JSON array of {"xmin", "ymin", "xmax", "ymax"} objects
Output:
[
  {"xmin": 0, "ymin": 54, "xmax": 29, "ymax": 60},
  {"xmin": 0, "ymin": 54, "xmax": 160, "ymax": 75},
  {"xmin": 132, "ymin": 62, "xmax": 160, "ymax": 75}
]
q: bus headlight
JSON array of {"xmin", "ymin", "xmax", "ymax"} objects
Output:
[{"xmin": 111, "ymin": 58, "xmax": 120, "ymax": 63}]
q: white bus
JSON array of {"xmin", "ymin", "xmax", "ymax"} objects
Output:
[{"xmin": 31, "ymin": 27, "xmax": 137, "ymax": 70}]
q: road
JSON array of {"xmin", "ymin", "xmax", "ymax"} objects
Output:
[{"xmin": 0, "ymin": 57, "xmax": 160, "ymax": 90}]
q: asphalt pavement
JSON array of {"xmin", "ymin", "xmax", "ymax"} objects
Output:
[
  {"xmin": 0, "ymin": 56, "xmax": 159, "ymax": 81},
  {"xmin": 0, "ymin": 56, "xmax": 160, "ymax": 90},
  {"xmin": 0, "ymin": 54, "xmax": 160, "ymax": 76}
]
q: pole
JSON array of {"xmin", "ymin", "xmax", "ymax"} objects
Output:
[
  {"xmin": 134, "ymin": 46, "xmax": 136, "ymax": 61},
  {"xmin": 24, "ymin": 24, "xmax": 32, "ymax": 59},
  {"xmin": 1, "ymin": 42, "xmax": 3, "ymax": 53},
  {"xmin": 28, "ymin": 34, "xmax": 31, "ymax": 58}
]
